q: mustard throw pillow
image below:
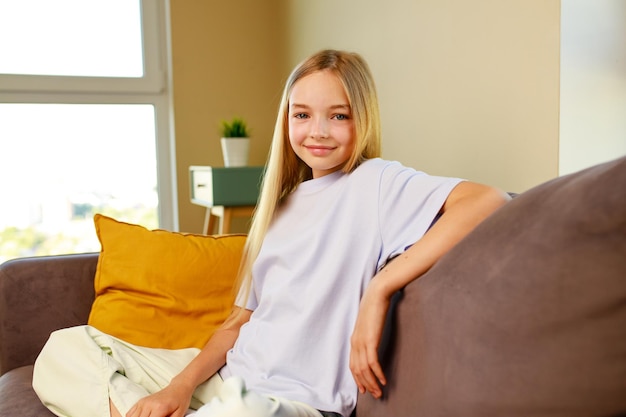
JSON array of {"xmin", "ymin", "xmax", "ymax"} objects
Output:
[{"xmin": 87, "ymin": 214, "xmax": 246, "ymax": 349}]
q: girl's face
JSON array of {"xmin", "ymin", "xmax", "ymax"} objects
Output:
[{"xmin": 288, "ymin": 70, "xmax": 356, "ymax": 179}]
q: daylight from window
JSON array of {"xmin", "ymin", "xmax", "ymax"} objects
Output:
[
  {"xmin": 0, "ymin": 1, "xmax": 161, "ymax": 263},
  {"xmin": 0, "ymin": 104, "xmax": 159, "ymax": 263},
  {"xmin": 0, "ymin": 1, "xmax": 143, "ymax": 77}
]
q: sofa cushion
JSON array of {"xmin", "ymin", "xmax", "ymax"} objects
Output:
[
  {"xmin": 357, "ymin": 156, "xmax": 626, "ymax": 417},
  {"xmin": 0, "ymin": 366, "xmax": 54, "ymax": 416},
  {"xmin": 87, "ymin": 214, "xmax": 246, "ymax": 350},
  {"xmin": 0, "ymin": 253, "xmax": 98, "ymax": 375}
]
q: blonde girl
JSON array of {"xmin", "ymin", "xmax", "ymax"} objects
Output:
[
  {"xmin": 33, "ymin": 49, "xmax": 509, "ymax": 417},
  {"xmin": 235, "ymin": 49, "xmax": 383, "ymax": 317}
]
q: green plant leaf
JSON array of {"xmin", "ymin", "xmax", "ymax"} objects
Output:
[{"xmin": 220, "ymin": 117, "xmax": 249, "ymax": 138}]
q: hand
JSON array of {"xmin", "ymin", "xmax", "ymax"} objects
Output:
[
  {"xmin": 349, "ymin": 278, "xmax": 391, "ymax": 399},
  {"xmin": 126, "ymin": 380, "xmax": 194, "ymax": 417}
]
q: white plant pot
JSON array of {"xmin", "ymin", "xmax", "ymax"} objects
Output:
[{"xmin": 221, "ymin": 137, "xmax": 250, "ymax": 167}]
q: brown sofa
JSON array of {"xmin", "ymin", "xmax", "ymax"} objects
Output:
[{"xmin": 1, "ymin": 156, "xmax": 625, "ymax": 417}]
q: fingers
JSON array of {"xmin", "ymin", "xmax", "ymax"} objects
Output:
[
  {"xmin": 370, "ymin": 353, "xmax": 386, "ymax": 388},
  {"xmin": 350, "ymin": 342, "xmax": 386, "ymax": 399},
  {"xmin": 125, "ymin": 403, "xmax": 138, "ymax": 417},
  {"xmin": 126, "ymin": 402, "xmax": 148, "ymax": 417},
  {"xmin": 125, "ymin": 397, "xmax": 185, "ymax": 417}
]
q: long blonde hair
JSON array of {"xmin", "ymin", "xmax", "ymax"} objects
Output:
[{"xmin": 234, "ymin": 49, "xmax": 382, "ymax": 305}]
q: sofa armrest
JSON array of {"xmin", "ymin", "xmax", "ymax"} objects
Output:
[{"xmin": 0, "ymin": 253, "xmax": 98, "ymax": 375}]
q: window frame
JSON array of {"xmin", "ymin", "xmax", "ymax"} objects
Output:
[{"xmin": 0, "ymin": 0, "xmax": 178, "ymax": 230}]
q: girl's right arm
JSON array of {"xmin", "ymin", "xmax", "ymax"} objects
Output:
[{"xmin": 125, "ymin": 306, "xmax": 252, "ymax": 417}]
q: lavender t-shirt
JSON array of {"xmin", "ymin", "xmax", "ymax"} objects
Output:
[{"xmin": 220, "ymin": 158, "xmax": 463, "ymax": 417}]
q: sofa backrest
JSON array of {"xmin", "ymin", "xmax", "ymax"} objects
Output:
[{"xmin": 357, "ymin": 156, "xmax": 626, "ymax": 417}]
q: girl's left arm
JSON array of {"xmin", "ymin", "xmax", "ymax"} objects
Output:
[{"xmin": 349, "ymin": 181, "xmax": 511, "ymax": 399}]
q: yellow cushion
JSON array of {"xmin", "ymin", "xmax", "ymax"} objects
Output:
[{"xmin": 87, "ymin": 214, "xmax": 246, "ymax": 349}]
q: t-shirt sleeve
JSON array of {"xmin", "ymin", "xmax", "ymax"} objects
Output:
[
  {"xmin": 376, "ymin": 161, "xmax": 463, "ymax": 271},
  {"xmin": 234, "ymin": 279, "xmax": 258, "ymax": 310}
]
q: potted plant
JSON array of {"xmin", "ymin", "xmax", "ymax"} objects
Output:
[{"xmin": 220, "ymin": 117, "xmax": 250, "ymax": 167}]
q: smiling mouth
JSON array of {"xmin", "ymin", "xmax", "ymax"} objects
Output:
[
  {"xmin": 305, "ymin": 145, "xmax": 336, "ymax": 156},
  {"xmin": 306, "ymin": 144, "xmax": 334, "ymax": 150}
]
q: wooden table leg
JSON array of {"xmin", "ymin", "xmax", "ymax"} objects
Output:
[
  {"xmin": 203, "ymin": 205, "xmax": 255, "ymax": 235},
  {"xmin": 221, "ymin": 207, "xmax": 233, "ymax": 234},
  {"xmin": 204, "ymin": 209, "xmax": 217, "ymax": 235}
]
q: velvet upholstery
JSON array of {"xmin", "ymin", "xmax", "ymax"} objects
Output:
[
  {"xmin": 0, "ymin": 253, "xmax": 98, "ymax": 417},
  {"xmin": 0, "ymin": 366, "xmax": 51, "ymax": 416},
  {"xmin": 0, "ymin": 253, "xmax": 98, "ymax": 375},
  {"xmin": 357, "ymin": 156, "xmax": 626, "ymax": 416},
  {"xmin": 0, "ymin": 157, "xmax": 624, "ymax": 417}
]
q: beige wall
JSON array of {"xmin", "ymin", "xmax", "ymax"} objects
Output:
[
  {"xmin": 170, "ymin": 0, "xmax": 561, "ymax": 232},
  {"xmin": 283, "ymin": 0, "xmax": 561, "ymax": 193},
  {"xmin": 169, "ymin": 0, "xmax": 286, "ymax": 233}
]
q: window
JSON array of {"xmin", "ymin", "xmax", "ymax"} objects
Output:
[
  {"xmin": 0, "ymin": 0, "xmax": 176, "ymax": 263},
  {"xmin": 0, "ymin": 1, "xmax": 144, "ymax": 78},
  {"xmin": 559, "ymin": 0, "xmax": 626, "ymax": 175}
]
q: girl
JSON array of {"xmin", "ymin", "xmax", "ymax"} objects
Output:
[{"xmin": 33, "ymin": 49, "xmax": 509, "ymax": 417}]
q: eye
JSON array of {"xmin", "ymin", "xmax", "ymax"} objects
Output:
[
  {"xmin": 332, "ymin": 113, "xmax": 350, "ymax": 120},
  {"xmin": 293, "ymin": 113, "xmax": 309, "ymax": 119}
]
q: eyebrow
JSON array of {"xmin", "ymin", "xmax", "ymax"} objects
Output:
[{"xmin": 289, "ymin": 103, "xmax": 351, "ymax": 111}]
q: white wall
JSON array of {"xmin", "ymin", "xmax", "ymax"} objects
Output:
[
  {"xmin": 284, "ymin": 0, "xmax": 561, "ymax": 193},
  {"xmin": 560, "ymin": 0, "xmax": 626, "ymax": 175}
]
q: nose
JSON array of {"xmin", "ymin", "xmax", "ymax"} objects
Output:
[{"xmin": 310, "ymin": 117, "xmax": 329, "ymax": 139}]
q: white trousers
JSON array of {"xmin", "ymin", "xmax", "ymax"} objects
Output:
[{"xmin": 32, "ymin": 325, "xmax": 323, "ymax": 417}]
